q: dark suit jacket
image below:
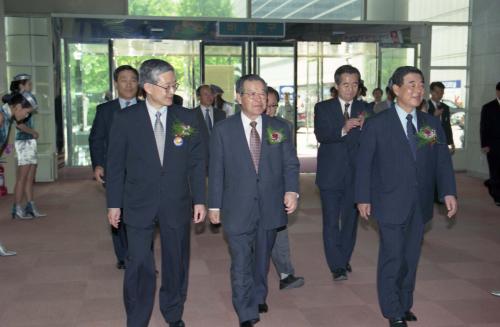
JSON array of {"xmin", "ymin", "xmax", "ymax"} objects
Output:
[
  {"xmin": 89, "ymin": 99, "xmax": 121, "ymax": 170},
  {"xmin": 355, "ymin": 105, "xmax": 456, "ymax": 224},
  {"xmin": 208, "ymin": 113, "xmax": 300, "ymax": 234},
  {"xmin": 195, "ymin": 105, "xmax": 226, "ymax": 163},
  {"xmin": 428, "ymin": 100, "xmax": 454, "ymax": 146},
  {"xmin": 106, "ymin": 101, "xmax": 206, "ymax": 228},
  {"xmin": 480, "ymin": 98, "xmax": 500, "ymax": 149},
  {"xmin": 314, "ymin": 98, "xmax": 369, "ymax": 190}
]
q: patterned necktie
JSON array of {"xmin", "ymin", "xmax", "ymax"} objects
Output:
[
  {"xmin": 249, "ymin": 121, "xmax": 261, "ymax": 173},
  {"xmin": 154, "ymin": 111, "xmax": 165, "ymax": 165},
  {"xmin": 344, "ymin": 102, "xmax": 350, "ymax": 120},
  {"xmin": 205, "ymin": 108, "xmax": 212, "ymax": 133},
  {"xmin": 406, "ymin": 114, "xmax": 417, "ymax": 160}
]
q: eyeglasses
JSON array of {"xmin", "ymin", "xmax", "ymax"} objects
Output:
[
  {"xmin": 267, "ymin": 104, "xmax": 279, "ymax": 108},
  {"xmin": 241, "ymin": 91, "xmax": 267, "ymax": 99},
  {"xmin": 151, "ymin": 82, "xmax": 180, "ymax": 92}
]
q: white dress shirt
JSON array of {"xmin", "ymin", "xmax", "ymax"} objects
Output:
[
  {"xmin": 146, "ymin": 99, "xmax": 167, "ymax": 131},
  {"xmin": 118, "ymin": 97, "xmax": 137, "ymax": 109},
  {"xmin": 241, "ymin": 112, "xmax": 263, "ymax": 146},
  {"xmin": 339, "ymin": 97, "xmax": 353, "ymax": 137},
  {"xmin": 395, "ymin": 103, "xmax": 417, "ymax": 137},
  {"xmin": 201, "ymin": 105, "xmax": 214, "ymax": 127}
]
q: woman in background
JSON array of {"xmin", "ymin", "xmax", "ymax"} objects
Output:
[
  {"xmin": 7, "ymin": 74, "xmax": 46, "ymax": 219},
  {"xmin": 0, "ymin": 92, "xmax": 37, "ymax": 255}
]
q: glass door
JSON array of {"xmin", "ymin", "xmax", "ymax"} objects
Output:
[
  {"xmin": 62, "ymin": 41, "xmax": 110, "ymax": 166},
  {"xmin": 201, "ymin": 42, "xmax": 246, "ymax": 110},
  {"xmin": 253, "ymin": 42, "xmax": 297, "ymax": 143},
  {"xmin": 378, "ymin": 45, "xmax": 417, "ymax": 88}
]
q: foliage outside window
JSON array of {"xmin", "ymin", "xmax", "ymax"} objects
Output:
[{"xmin": 128, "ymin": 0, "xmax": 245, "ymax": 18}]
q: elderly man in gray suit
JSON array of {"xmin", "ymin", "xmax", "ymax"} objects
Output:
[{"xmin": 208, "ymin": 74, "xmax": 300, "ymax": 327}]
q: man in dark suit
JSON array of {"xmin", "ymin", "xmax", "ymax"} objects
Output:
[
  {"xmin": 355, "ymin": 66, "xmax": 458, "ymax": 327},
  {"xmin": 193, "ymin": 84, "xmax": 226, "ymax": 234},
  {"xmin": 265, "ymin": 86, "xmax": 304, "ymax": 290},
  {"xmin": 106, "ymin": 59, "xmax": 206, "ymax": 327},
  {"xmin": 314, "ymin": 64, "xmax": 368, "ymax": 281},
  {"xmin": 208, "ymin": 74, "xmax": 300, "ymax": 327},
  {"xmin": 428, "ymin": 81, "xmax": 455, "ymax": 154},
  {"xmin": 89, "ymin": 65, "xmax": 139, "ymax": 270},
  {"xmin": 480, "ymin": 81, "xmax": 500, "ymax": 206}
]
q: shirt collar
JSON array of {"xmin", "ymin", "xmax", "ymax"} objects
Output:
[
  {"xmin": 241, "ymin": 111, "xmax": 262, "ymax": 127},
  {"xmin": 395, "ymin": 102, "xmax": 416, "ymax": 121},
  {"xmin": 200, "ymin": 104, "xmax": 213, "ymax": 111},
  {"xmin": 118, "ymin": 97, "xmax": 137, "ymax": 109},
  {"xmin": 338, "ymin": 97, "xmax": 352, "ymax": 109},
  {"xmin": 145, "ymin": 99, "xmax": 167, "ymax": 116}
]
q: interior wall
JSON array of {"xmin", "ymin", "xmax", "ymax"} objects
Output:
[
  {"xmin": 466, "ymin": 0, "xmax": 500, "ymax": 177},
  {"xmin": 4, "ymin": 0, "xmax": 127, "ymax": 15}
]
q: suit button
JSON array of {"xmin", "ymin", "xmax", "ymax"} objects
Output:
[
  {"xmin": 254, "ymin": 197, "xmax": 258, "ymax": 201},
  {"xmin": 256, "ymin": 178, "xmax": 260, "ymax": 183}
]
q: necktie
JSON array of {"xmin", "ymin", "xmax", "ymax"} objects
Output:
[
  {"xmin": 154, "ymin": 111, "xmax": 165, "ymax": 165},
  {"xmin": 344, "ymin": 102, "xmax": 350, "ymax": 120},
  {"xmin": 205, "ymin": 108, "xmax": 212, "ymax": 133},
  {"xmin": 249, "ymin": 121, "xmax": 261, "ymax": 173},
  {"xmin": 125, "ymin": 101, "xmax": 130, "ymax": 108},
  {"xmin": 406, "ymin": 114, "xmax": 417, "ymax": 160}
]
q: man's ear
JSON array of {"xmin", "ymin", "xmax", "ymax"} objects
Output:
[
  {"xmin": 235, "ymin": 93, "xmax": 242, "ymax": 105},
  {"xmin": 143, "ymin": 83, "xmax": 153, "ymax": 96},
  {"xmin": 392, "ymin": 84, "xmax": 400, "ymax": 98}
]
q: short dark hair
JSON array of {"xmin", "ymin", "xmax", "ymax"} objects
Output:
[
  {"xmin": 430, "ymin": 81, "xmax": 445, "ymax": 91},
  {"xmin": 266, "ymin": 86, "xmax": 279, "ymax": 101},
  {"xmin": 496, "ymin": 82, "xmax": 500, "ymax": 91},
  {"xmin": 113, "ymin": 65, "xmax": 138, "ymax": 82},
  {"xmin": 389, "ymin": 66, "xmax": 424, "ymax": 88},
  {"xmin": 334, "ymin": 65, "xmax": 361, "ymax": 85},
  {"xmin": 2, "ymin": 92, "xmax": 34, "ymax": 109},
  {"xmin": 235, "ymin": 74, "xmax": 267, "ymax": 94},
  {"xmin": 372, "ymin": 87, "xmax": 383, "ymax": 95},
  {"xmin": 196, "ymin": 84, "xmax": 212, "ymax": 97}
]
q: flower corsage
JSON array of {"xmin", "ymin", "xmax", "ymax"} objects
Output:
[
  {"xmin": 172, "ymin": 120, "xmax": 196, "ymax": 146},
  {"xmin": 266, "ymin": 127, "xmax": 287, "ymax": 145},
  {"xmin": 416, "ymin": 125, "xmax": 440, "ymax": 147}
]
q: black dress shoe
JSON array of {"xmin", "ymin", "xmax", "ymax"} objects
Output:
[
  {"xmin": 116, "ymin": 260, "xmax": 126, "ymax": 270},
  {"xmin": 240, "ymin": 321, "xmax": 254, "ymax": 327},
  {"xmin": 404, "ymin": 311, "xmax": 417, "ymax": 321},
  {"xmin": 346, "ymin": 263, "xmax": 352, "ymax": 273},
  {"xmin": 169, "ymin": 320, "xmax": 185, "ymax": 327},
  {"xmin": 258, "ymin": 303, "xmax": 268, "ymax": 313},
  {"xmin": 280, "ymin": 274, "xmax": 305, "ymax": 290},
  {"xmin": 388, "ymin": 318, "xmax": 407, "ymax": 327},
  {"xmin": 209, "ymin": 223, "xmax": 221, "ymax": 234},
  {"xmin": 333, "ymin": 268, "xmax": 348, "ymax": 281}
]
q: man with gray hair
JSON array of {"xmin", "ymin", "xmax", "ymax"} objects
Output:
[{"xmin": 106, "ymin": 59, "xmax": 207, "ymax": 327}]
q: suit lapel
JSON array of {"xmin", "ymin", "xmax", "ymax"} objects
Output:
[
  {"xmin": 258, "ymin": 115, "xmax": 269, "ymax": 175},
  {"xmin": 139, "ymin": 102, "xmax": 164, "ymax": 167},
  {"xmin": 388, "ymin": 106, "xmax": 415, "ymax": 161},
  {"xmin": 234, "ymin": 112, "xmax": 258, "ymax": 175}
]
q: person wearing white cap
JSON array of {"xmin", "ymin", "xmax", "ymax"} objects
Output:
[
  {"xmin": 8, "ymin": 74, "xmax": 46, "ymax": 219},
  {"xmin": 1, "ymin": 91, "xmax": 39, "ymax": 255}
]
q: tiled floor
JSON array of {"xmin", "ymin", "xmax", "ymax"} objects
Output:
[{"xmin": 0, "ymin": 172, "xmax": 499, "ymax": 327}]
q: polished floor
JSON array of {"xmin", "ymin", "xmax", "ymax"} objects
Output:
[{"xmin": 0, "ymin": 172, "xmax": 499, "ymax": 327}]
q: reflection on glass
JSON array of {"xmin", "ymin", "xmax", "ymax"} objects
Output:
[
  {"xmin": 128, "ymin": 0, "xmax": 246, "ymax": 17},
  {"xmin": 65, "ymin": 43, "xmax": 109, "ymax": 166},
  {"xmin": 379, "ymin": 47, "xmax": 415, "ymax": 89},
  {"xmin": 431, "ymin": 26, "xmax": 468, "ymax": 66},
  {"xmin": 252, "ymin": 0, "xmax": 362, "ymax": 20},
  {"xmin": 203, "ymin": 45, "xmax": 243, "ymax": 106}
]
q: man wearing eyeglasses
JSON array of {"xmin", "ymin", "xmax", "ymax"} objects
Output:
[
  {"xmin": 208, "ymin": 74, "xmax": 300, "ymax": 327},
  {"xmin": 106, "ymin": 59, "xmax": 206, "ymax": 327}
]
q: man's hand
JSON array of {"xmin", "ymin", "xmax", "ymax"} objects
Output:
[
  {"xmin": 208, "ymin": 209, "xmax": 220, "ymax": 224},
  {"xmin": 359, "ymin": 115, "xmax": 366, "ymax": 129},
  {"xmin": 193, "ymin": 204, "xmax": 206, "ymax": 224},
  {"xmin": 94, "ymin": 165, "xmax": 105, "ymax": 184},
  {"xmin": 357, "ymin": 203, "xmax": 371, "ymax": 220},
  {"xmin": 444, "ymin": 195, "xmax": 458, "ymax": 218},
  {"xmin": 449, "ymin": 144, "xmax": 456, "ymax": 155},
  {"xmin": 32, "ymin": 131, "xmax": 39, "ymax": 139},
  {"xmin": 284, "ymin": 192, "xmax": 298, "ymax": 214},
  {"xmin": 107, "ymin": 208, "xmax": 121, "ymax": 228},
  {"xmin": 342, "ymin": 118, "xmax": 361, "ymax": 134},
  {"xmin": 434, "ymin": 107, "xmax": 444, "ymax": 117},
  {"xmin": 482, "ymin": 146, "xmax": 490, "ymax": 154}
]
